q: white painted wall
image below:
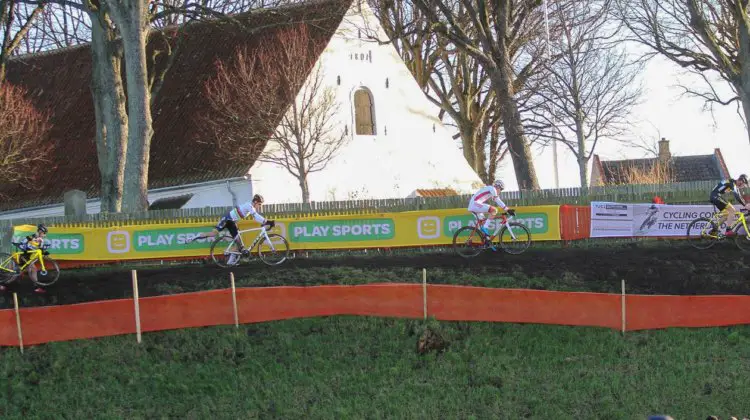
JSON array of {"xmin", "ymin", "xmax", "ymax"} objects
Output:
[
  {"xmin": 0, "ymin": 178, "xmax": 253, "ymax": 221},
  {"xmin": 249, "ymin": 0, "xmax": 483, "ymax": 203}
]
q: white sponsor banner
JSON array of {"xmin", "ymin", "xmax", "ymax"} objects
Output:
[
  {"xmin": 591, "ymin": 202, "xmax": 742, "ymax": 237},
  {"xmin": 590, "ymin": 201, "xmax": 633, "ymax": 237}
]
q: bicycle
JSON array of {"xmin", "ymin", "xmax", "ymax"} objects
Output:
[
  {"xmin": 0, "ymin": 242, "xmax": 60, "ymax": 287},
  {"xmin": 686, "ymin": 206, "xmax": 750, "ymax": 251},
  {"xmin": 452, "ymin": 211, "xmax": 532, "ymax": 258},
  {"xmin": 208, "ymin": 222, "xmax": 290, "ymax": 267}
]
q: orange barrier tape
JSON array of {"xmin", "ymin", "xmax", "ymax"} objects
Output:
[
  {"xmin": 140, "ymin": 289, "xmax": 235, "ymax": 333},
  {"xmin": 626, "ymin": 295, "xmax": 750, "ymax": 331},
  {"xmin": 237, "ymin": 284, "xmax": 423, "ymax": 323},
  {"xmin": 0, "ymin": 309, "xmax": 18, "ymax": 346},
  {"xmin": 18, "ymin": 299, "xmax": 134, "ymax": 346},
  {"xmin": 427, "ymin": 285, "xmax": 621, "ymax": 329},
  {"xmin": 0, "ymin": 284, "xmax": 748, "ymax": 348}
]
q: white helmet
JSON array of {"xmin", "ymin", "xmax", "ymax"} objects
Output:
[{"xmin": 493, "ymin": 179, "xmax": 505, "ymax": 190}]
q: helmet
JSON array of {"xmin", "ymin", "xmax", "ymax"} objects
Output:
[
  {"xmin": 738, "ymin": 174, "xmax": 748, "ymax": 184},
  {"xmin": 493, "ymin": 179, "xmax": 505, "ymax": 190},
  {"xmin": 37, "ymin": 223, "xmax": 48, "ymax": 234},
  {"xmin": 252, "ymin": 194, "xmax": 264, "ymax": 204}
]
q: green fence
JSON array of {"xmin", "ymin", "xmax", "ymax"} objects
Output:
[{"xmin": 0, "ymin": 180, "xmax": 718, "ymax": 252}]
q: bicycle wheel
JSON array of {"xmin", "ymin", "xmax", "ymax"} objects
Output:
[
  {"xmin": 497, "ymin": 222, "xmax": 532, "ymax": 255},
  {"xmin": 686, "ymin": 217, "xmax": 717, "ymax": 250},
  {"xmin": 27, "ymin": 257, "xmax": 60, "ymax": 287},
  {"xmin": 0, "ymin": 253, "xmax": 20, "ymax": 284},
  {"xmin": 452, "ymin": 226, "xmax": 486, "ymax": 258},
  {"xmin": 258, "ymin": 234, "xmax": 290, "ymax": 266},
  {"xmin": 210, "ymin": 235, "xmax": 240, "ymax": 268}
]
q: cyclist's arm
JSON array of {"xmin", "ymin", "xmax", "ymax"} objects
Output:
[
  {"xmin": 247, "ymin": 208, "xmax": 267, "ymax": 224},
  {"xmin": 493, "ymin": 196, "xmax": 509, "ymax": 212},
  {"xmin": 733, "ymin": 185, "xmax": 748, "ymax": 206}
]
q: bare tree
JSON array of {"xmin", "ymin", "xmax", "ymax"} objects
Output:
[
  {"xmin": 0, "ymin": 84, "xmax": 51, "ymax": 190},
  {"xmin": 205, "ymin": 25, "xmax": 347, "ymax": 203},
  {"xmin": 617, "ymin": 0, "xmax": 750, "ymax": 143},
  {"xmin": 20, "ymin": 3, "xmax": 90, "ymax": 53},
  {"xmin": 529, "ymin": 0, "xmax": 643, "ymax": 188},
  {"xmin": 260, "ymin": 66, "xmax": 347, "ymax": 203},
  {"xmin": 368, "ymin": 0, "xmax": 508, "ymax": 183},
  {"xmin": 85, "ymin": 2, "xmax": 128, "ymax": 212},
  {"xmin": 408, "ymin": 0, "xmax": 557, "ymax": 190},
  {"xmin": 1, "ymin": 0, "xmax": 46, "ymax": 83},
  {"xmin": 11, "ymin": 0, "xmax": 323, "ymax": 212}
]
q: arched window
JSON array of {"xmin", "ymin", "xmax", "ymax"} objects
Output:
[{"xmin": 354, "ymin": 88, "xmax": 375, "ymax": 135}]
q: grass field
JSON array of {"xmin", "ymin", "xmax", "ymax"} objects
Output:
[
  {"xmin": 2, "ymin": 245, "xmax": 750, "ymax": 418},
  {"xmin": 2, "ymin": 316, "xmax": 750, "ymax": 418}
]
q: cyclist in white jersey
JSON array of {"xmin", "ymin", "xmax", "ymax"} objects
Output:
[
  {"xmin": 468, "ymin": 179, "xmax": 515, "ymax": 221},
  {"xmin": 190, "ymin": 194, "xmax": 274, "ymax": 265}
]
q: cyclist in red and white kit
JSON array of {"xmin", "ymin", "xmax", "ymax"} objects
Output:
[{"xmin": 468, "ymin": 179, "xmax": 515, "ymax": 221}]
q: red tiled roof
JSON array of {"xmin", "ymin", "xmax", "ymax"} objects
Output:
[
  {"xmin": 598, "ymin": 153, "xmax": 726, "ymax": 185},
  {"xmin": 414, "ymin": 188, "xmax": 459, "ymax": 197},
  {"xmin": 1, "ymin": 0, "xmax": 350, "ymax": 211}
]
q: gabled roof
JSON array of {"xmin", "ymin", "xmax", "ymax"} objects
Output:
[
  {"xmin": 594, "ymin": 149, "xmax": 730, "ymax": 185},
  {"xmin": 1, "ymin": 0, "xmax": 351, "ymax": 211},
  {"xmin": 412, "ymin": 188, "xmax": 459, "ymax": 197}
]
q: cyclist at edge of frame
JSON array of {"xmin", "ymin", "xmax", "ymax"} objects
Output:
[{"xmin": 710, "ymin": 174, "xmax": 750, "ymax": 238}]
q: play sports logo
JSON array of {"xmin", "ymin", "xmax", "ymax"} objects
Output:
[
  {"xmin": 417, "ymin": 216, "xmax": 440, "ymax": 239},
  {"xmin": 107, "ymin": 230, "xmax": 131, "ymax": 253}
]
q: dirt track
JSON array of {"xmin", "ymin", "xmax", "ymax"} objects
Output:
[{"xmin": 2, "ymin": 243, "xmax": 749, "ymax": 308}]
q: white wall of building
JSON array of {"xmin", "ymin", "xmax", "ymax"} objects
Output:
[
  {"xmin": 0, "ymin": 178, "xmax": 253, "ymax": 221},
  {"xmin": 249, "ymin": 0, "xmax": 482, "ymax": 204}
]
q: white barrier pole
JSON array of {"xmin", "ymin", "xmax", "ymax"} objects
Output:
[
  {"xmin": 132, "ymin": 270, "xmax": 142, "ymax": 343},
  {"xmin": 13, "ymin": 292, "xmax": 23, "ymax": 354},
  {"xmin": 422, "ymin": 268, "xmax": 427, "ymax": 320},
  {"xmin": 230, "ymin": 272, "xmax": 239, "ymax": 328},
  {"xmin": 621, "ymin": 279, "xmax": 626, "ymax": 335}
]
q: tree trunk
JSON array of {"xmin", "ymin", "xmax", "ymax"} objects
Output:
[
  {"xmin": 88, "ymin": 11, "xmax": 128, "ymax": 213},
  {"xmin": 491, "ymin": 69, "xmax": 539, "ymax": 190},
  {"xmin": 110, "ymin": 0, "xmax": 153, "ymax": 212},
  {"xmin": 739, "ymin": 87, "xmax": 750, "ymax": 144},
  {"xmin": 299, "ymin": 176, "xmax": 310, "ymax": 204},
  {"xmin": 459, "ymin": 123, "xmax": 477, "ymax": 171},
  {"xmin": 574, "ymin": 117, "xmax": 589, "ymax": 189},
  {"xmin": 458, "ymin": 122, "xmax": 489, "ymax": 182},
  {"xmin": 472, "ymin": 128, "xmax": 488, "ymax": 183},
  {"xmin": 487, "ymin": 122, "xmax": 499, "ymax": 184}
]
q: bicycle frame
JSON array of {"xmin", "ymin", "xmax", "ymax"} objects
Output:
[
  {"xmin": 222, "ymin": 225, "xmax": 278, "ymax": 256},
  {"xmin": 716, "ymin": 208, "xmax": 750, "ymax": 237},
  {"xmin": 474, "ymin": 213, "xmax": 519, "ymax": 241},
  {"xmin": 0, "ymin": 248, "xmax": 48, "ymax": 275}
]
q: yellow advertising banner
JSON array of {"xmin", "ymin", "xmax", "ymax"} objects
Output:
[{"xmin": 11, "ymin": 205, "xmax": 560, "ymax": 261}]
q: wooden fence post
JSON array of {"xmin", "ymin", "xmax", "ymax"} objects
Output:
[
  {"xmin": 132, "ymin": 270, "xmax": 142, "ymax": 343},
  {"xmin": 422, "ymin": 268, "xmax": 427, "ymax": 320},
  {"xmin": 13, "ymin": 292, "xmax": 23, "ymax": 354},
  {"xmin": 621, "ymin": 279, "xmax": 626, "ymax": 335},
  {"xmin": 230, "ymin": 272, "xmax": 239, "ymax": 328}
]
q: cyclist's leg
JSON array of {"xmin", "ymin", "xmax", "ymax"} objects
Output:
[
  {"xmin": 226, "ymin": 221, "xmax": 240, "ymax": 248},
  {"xmin": 711, "ymin": 196, "xmax": 729, "ymax": 229},
  {"xmin": 468, "ymin": 202, "xmax": 491, "ymax": 229}
]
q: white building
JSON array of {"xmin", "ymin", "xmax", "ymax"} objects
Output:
[{"xmin": 0, "ymin": 0, "xmax": 481, "ymax": 220}]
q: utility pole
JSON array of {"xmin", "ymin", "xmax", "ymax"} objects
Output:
[{"xmin": 544, "ymin": 0, "xmax": 560, "ymax": 189}]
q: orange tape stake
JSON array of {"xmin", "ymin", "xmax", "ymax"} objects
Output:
[
  {"xmin": 230, "ymin": 272, "xmax": 239, "ymax": 328},
  {"xmin": 621, "ymin": 280, "xmax": 626, "ymax": 335},
  {"xmin": 13, "ymin": 292, "xmax": 23, "ymax": 354},
  {"xmin": 422, "ymin": 268, "xmax": 427, "ymax": 320},
  {"xmin": 132, "ymin": 270, "xmax": 142, "ymax": 343}
]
